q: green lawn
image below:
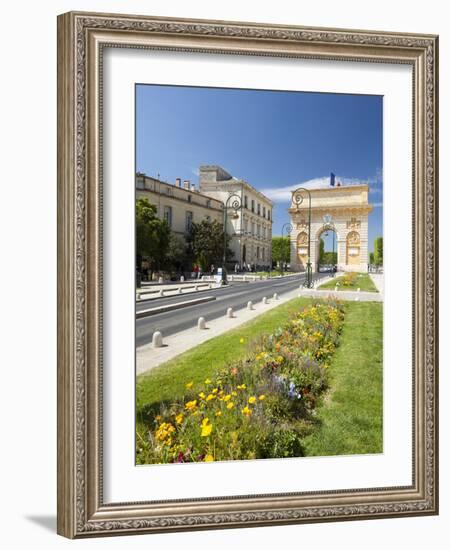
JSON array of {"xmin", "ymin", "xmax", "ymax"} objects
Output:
[
  {"xmin": 137, "ymin": 297, "xmax": 314, "ymax": 424},
  {"xmin": 303, "ymin": 301, "xmax": 383, "ymax": 456},
  {"xmin": 318, "ymin": 272, "xmax": 378, "ymax": 292}
]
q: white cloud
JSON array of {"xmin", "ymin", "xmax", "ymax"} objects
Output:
[{"xmin": 261, "ymin": 174, "xmax": 383, "ymax": 203}]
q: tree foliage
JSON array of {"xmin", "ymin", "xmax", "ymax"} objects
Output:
[
  {"xmin": 190, "ymin": 219, "xmax": 233, "ymax": 270},
  {"xmin": 374, "ymin": 236, "xmax": 383, "ymax": 266},
  {"xmin": 136, "ymin": 197, "xmax": 171, "ymax": 273},
  {"xmin": 272, "ymin": 236, "xmax": 290, "ymax": 265}
]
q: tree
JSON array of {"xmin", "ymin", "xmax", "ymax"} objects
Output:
[
  {"xmin": 319, "ymin": 238, "xmax": 325, "ymax": 262},
  {"xmin": 272, "ymin": 236, "xmax": 290, "ymax": 267},
  {"xmin": 374, "ymin": 236, "xmax": 383, "ymax": 266},
  {"xmin": 370, "ymin": 252, "xmax": 375, "ymax": 265},
  {"xmin": 136, "ymin": 197, "xmax": 171, "ymax": 276},
  {"xmin": 190, "ymin": 219, "xmax": 233, "ymax": 271},
  {"xmin": 165, "ymin": 233, "xmax": 189, "ymax": 272}
]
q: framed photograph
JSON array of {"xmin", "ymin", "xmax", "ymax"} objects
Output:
[{"xmin": 57, "ymin": 11, "xmax": 439, "ymax": 538}]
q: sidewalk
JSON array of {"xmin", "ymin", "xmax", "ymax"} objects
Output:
[
  {"xmin": 369, "ymin": 273, "xmax": 384, "ymax": 295},
  {"xmin": 137, "ymin": 284, "xmax": 381, "ymax": 375}
]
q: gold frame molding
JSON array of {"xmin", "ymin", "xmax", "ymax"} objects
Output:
[{"xmin": 57, "ymin": 11, "xmax": 439, "ymax": 538}]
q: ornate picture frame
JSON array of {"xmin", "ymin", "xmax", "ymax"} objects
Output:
[{"xmin": 57, "ymin": 11, "xmax": 438, "ymax": 538}]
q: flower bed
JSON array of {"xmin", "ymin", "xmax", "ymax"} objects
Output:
[{"xmin": 137, "ymin": 298, "xmax": 345, "ymax": 464}]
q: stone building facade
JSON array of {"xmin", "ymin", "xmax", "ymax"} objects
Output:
[
  {"xmin": 136, "ymin": 173, "xmax": 224, "ymax": 236},
  {"xmin": 288, "ymin": 183, "xmax": 373, "ymax": 273},
  {"xmin": 199, "ymin": 166, "xmax": 273, "ymax": 270}
]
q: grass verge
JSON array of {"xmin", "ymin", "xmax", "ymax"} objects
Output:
[
  {"xmin": 303, "ymin": 301, "xmax": 383, "ymax": 456},
  {"xmin": 318, "ymin": 272, "xmax": 378, "ymax": 292}
]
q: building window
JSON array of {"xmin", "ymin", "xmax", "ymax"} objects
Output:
[
  {"xmin": 257, "ymin": 203, "xmax": 261, "ymax": 215},
  {"xmin": 257, "ymin": 224, "xmax": 261, "ymax": 237},
  {"xmin": 163, "ymin": 205, "xmax": 172, "ymax": 227},
  {"xmin": 267, "ymin": 209, "xmax": 271, "ymax": 221},
  {"xmin": 185, "ymin": 211, "xmax": 193, "ymax": 232},
  {"xmin": 263, "ymin": 206, "xmax": 266, "ymax": 218},
  {"xmin": 251, "ymin": 199, "xmax": 255, "ymax": 213},
  {"xmin": 257, "ymin": 246, "xmax": 260, "ymax": 259},
  {"xmin": 244, "ymin": 195, "xmax": 248, "ymax": 209},
  {"xmin": 251, "ymin": 221, "xmax": 255, "ymax": 235},
  {"xmin": 262, "ymin": 248, "xmax": 265, "ymax": 261},
  {"xmin": 206, "ymin": 199, "xmax": 211, "ymax": 208},
  {"xmin": 187, "ymin": 195, "xmax": 192, "ymax": 203},
  {"xmin": 244, "ymin": 219, "xmax": 248, "ymax": 233}
]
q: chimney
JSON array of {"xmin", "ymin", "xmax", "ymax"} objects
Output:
[
  {"xmin": 191, "ymin": 183, "xmax": 196, "ymax": 192},
  {"xmin": 175, "ymin": 178, "xmax": 181, "ymax": 187},
  {"xmin": 183, "ymin": 179, "xmax": 190, "ymax": 190}
]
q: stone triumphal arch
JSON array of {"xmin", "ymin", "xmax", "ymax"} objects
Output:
[{"xmin": 288, "ymin": 183, "xmax": 373, "ymax": 273}]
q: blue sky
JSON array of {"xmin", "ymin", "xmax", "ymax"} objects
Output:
[{"xmin": 136, "ymin": 84, "xmax": 383, "ymax": 252}]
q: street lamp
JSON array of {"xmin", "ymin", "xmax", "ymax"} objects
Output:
[
  {"xmin": 281, "ymin": 222, "xmax": 293, "ymax": 276},
  {"xmin": 322, "ymin": 213, "xmax": 336, "ymax": 277},
  {"xmin": 292, "ymin": 187, "xmax": 313, "ymax": 288},
  {"xmin": 221, "ymin": 193, "xmax": 242, "ymax": 285}
]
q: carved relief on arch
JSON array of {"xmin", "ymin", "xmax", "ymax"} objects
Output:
[
  {"xmin": 297, "ymin": 231, "xmax": 308, "ymax": 246},
  {"xmin": 296, "ymin": 231, "xmax": 308, "ymax": 267},
  {"xmin": 346, "ymin": 230, "xmax": 360, "ymax": 245}
]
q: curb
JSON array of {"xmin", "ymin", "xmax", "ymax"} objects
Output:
[{"xmin": 136, "ymin": 296, "xmax": 217, "ymax": 318}]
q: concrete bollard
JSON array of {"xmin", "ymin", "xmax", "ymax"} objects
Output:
[
  {"xmin": 198, "ymin": 317, "xmax": 207, "ymax": 330},
  {"xmin": 159, "ymin": 289, "xmax": 165, "ymax": 297},
  {"xmin": 180, "ymin": 275, "xmax": 185, "ymax": 282},
  {"xmin": 195, "ymin": 285, "xmax": 199, "ymax": 291},
  {"xmin": 247, "ymin": 300, "xmax": 254, "ymax": 310},
  {"xmin": 158, "ymin": 277, "xmax": 163, "ymax": 284},
  {"xmin": 209, "ymin": 283, "xmax": 213, "ymax": 289},
  {"xmin": 177, "ymin": 287, "xmax": 183, "ymax": 294},
  {"xmin": 334, "ymin": 286, "xmax": 338, "ymax": 292},
  {"xmin": 262, "ymin": 296, "xmax": 268, "ymax": 304},
  {"xmin": 357, "ymin": 287, "xmax": 360, "ymax": 292},
  {"xmin": 229, "ymin": 275, "xmax": 233, "ymax": 282},
  {"xmin": 152, "ymin": 331, "xmax": 163, "ymax": 348},
  {"xmin": 227, "ymin": 307, "xmax": 234, "ymax": 318},
  {"xmin": 355, "ymin": 296, "xmax": 360, "ymax": 301},
  {"xmin": 273, "ymin": 293, "xmax": 278, "ymax": 300},
  {"xmin": 243, "ymin": 275, "xmax": 247, "ymax": 282}
]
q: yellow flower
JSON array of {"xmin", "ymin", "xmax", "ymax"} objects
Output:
[
  {"xmin": 201, "ymin": 418, "xmax": 213, "ymax": 437},
  {"xmin": 239, "ymin": 337, "xmax": 245, "ymax": 344},
  {"xmin": 215, "ymin": 411, "xmax": 222, "ymax": 417},
  {"xmin": 248, "ymin": 396, "xmax": 257, "ymax": 404},
  {"xmin": 242, "ymin": 406, "xmax": 252, "ymax": 416},
  {"xmin": 185, "ymin": 399, "xmax": 197, "ymax": 411},
  {"xmin": 204, "ymin": 378, "xmax": 212, "ymax": 385},
  {"xmin": 231, "ymin": 391, "xmax": 238, "ymax": 396},
  {"xmin": 206, "ymin": 393, "xmax": 215, "ymax": 401},
  {"xmin": 276, "ymin": 356, "xmax": 284, "ymax": 364},
  {"xmin": 237, "ymin": 384, "xmax": 247, "ymax": 390},
  {"xmin": 223, "ymin": 394, "xmax": 231, "ymax": 402},
  {"xmin": 185, "ymin": 381, "xmax": 193, "ymax": 389},
  {"xmin": 204, "ymin": 454, "xmax": 214, "ymax": 462},
  {"xmin": 226, "ymin": 402, "xmax": 234, "ymax": 410},
  {"xmin": 175, "ymin": 413, "xmax": 184, "ymax": 425},
  {"xmin": 155, "ymin": 415, "xmax": 162, "ymax": 422},
  {"xmin": 259, "ymin": 395, "xmax": 266, "ymax": 401},
  {"xmin": 212, "ymin": 388, "xmax": 218, "ymax": 394},
  {"xmin": 198, "ymin": 392, "xmax": 206, "ymax": 400}
]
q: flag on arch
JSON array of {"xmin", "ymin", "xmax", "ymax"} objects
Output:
[{"xmin": 330, "ymin": 172, "xmax": 336, "ymax": 186}]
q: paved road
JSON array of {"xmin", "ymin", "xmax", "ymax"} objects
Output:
[{"xmin": 136, "ymin": 273, "xmax": 328, "ymax": 348}]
